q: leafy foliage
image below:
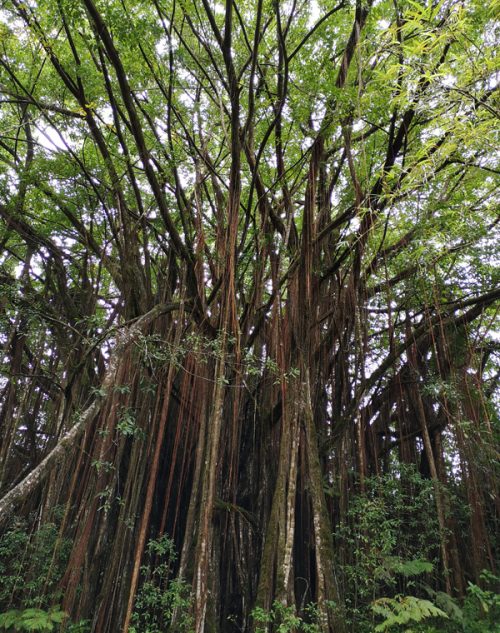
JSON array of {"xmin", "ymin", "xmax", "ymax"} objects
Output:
[
  {"xmin": 130, "ymin": 536, "xmax": 193, "ymax": 633},
  {"xmin": 336, "ymin": 466, "xmax": 443, "ymax": 630},
  {"xmin": 427, "ymin": 571, "xmax": 500, "ymax": 633},
  {"xmin": 371, "ymin": 596, "xmax": 448, "ymax": 631},
  {"xmin": 0, "ymin": 517, "xmax": 71, "ymax": 611},
  {"xmin": 251, "ymin": 602, "xmax": 324, "ymax": 633},
  {"xmin": 0, "ymin": 607, "xmax": 67, "ymax": 632},
  {"xmin": 0, "ymin": 520, "xmax": 88, "ymax": 633}
]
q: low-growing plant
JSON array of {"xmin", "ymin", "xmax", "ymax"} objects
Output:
[
  {"xmin": 371, "ymin": 595, "xmax": 448, "ymax": 631},
  {"xmin": 0, "ymin": 518, "xmax": 89, "ymax": 632},
  {"xmin": 370, "ymin": 571, "xmax": 500, "ymax": 633},
  {"xmin": 336, "ymin": 465, "xmax": 442, "ymax": 631},
  {"xmin": 0, "ymin": 606, "xmax": 67, "ymax": 632},
  {"xmin": 0, "ymin": 516, "xmax": 71, "ymax": 610},
  {"xmin": 423, "ymin": 570, "xmax": 500, "ymax": 633},
  {"xmin": 251, "ymin": 601, "xmax": 324, "ymax": 633},
  {"xmin": 130, "ymin": 535, "xmax": 193, "ymax": 633}
]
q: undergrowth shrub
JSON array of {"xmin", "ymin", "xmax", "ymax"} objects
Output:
[
  {"xmin": 0, "ymin": 513, "xmax": 71, "ymax": 611},
  {"xmin": 130, "ymin": 535, "xmax": 193, "ymax": 633},
  {"xmin": 0, "ymin": 514, "xmax": 88, "ymax": 632},
  {"xmin": 335, "ymin": 465, "xmax": 442, "ymax": 631}
]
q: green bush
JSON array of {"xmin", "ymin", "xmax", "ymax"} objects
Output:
[
  {"xmin": 370, "ymin": 571, "xmax": 500, "ymax": 633},
  {"xmin": 0, "ymin": 517, "xmax": 71, "ymax": 611},
  {"xmin": 0, "ymin": 518, "xmax": 88, "ymax": 632},
  {"xmin": 371, "ymin": 595, "xmax": 448, "ymax": 631},
  {"xmin": 0, "ymin": 607, "xmax": 67, "ymax": 632},
  {"xmin": 336, "ymin": 466, "xmax": 442, "ymax": 631},
  {"xmin": 251, "ymin": 601, "xmax": 323, "ymax": 633},
  {"xmin": 130, "ymin": 535, "xmax": 193, "ymax": 633}
]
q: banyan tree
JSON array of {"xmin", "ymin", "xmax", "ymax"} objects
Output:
[{"xmin": 0, "ymin": 0, "xmax": 498, "ymax": 631}]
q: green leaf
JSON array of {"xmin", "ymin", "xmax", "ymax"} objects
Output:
[
  {"xmin": 393, "ymin": 558, "xmax": 434, "ymax": 577},
  {"xmin": 0, "ymin": 610, "xmax": 21, "ymax": 629},
  {"xmin": 372, "ymin": 596, "xmax": 448, "ymax": 631},
  {"xmin": 48, "ymin": 609, "xmax": 67, "ymax": 624}
]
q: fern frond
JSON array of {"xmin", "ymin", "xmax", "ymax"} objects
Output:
[{"xmin": 372, "ymin": 595, "xmax": 448, "ymax": 631}]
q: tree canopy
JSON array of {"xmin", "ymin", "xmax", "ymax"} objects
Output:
[{"xmin": 0, "ymin": 0, "xmax": 498, "ymax": 632}]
